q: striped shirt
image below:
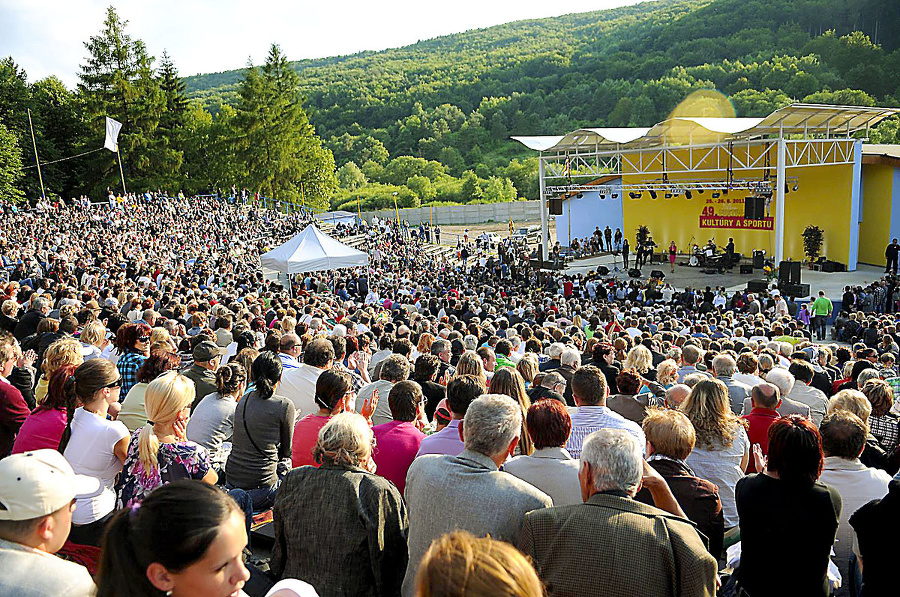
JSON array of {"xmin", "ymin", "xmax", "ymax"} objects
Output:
[{"xmin": 566, "ymin": 406, "xmax": 646, "ymax": 459}]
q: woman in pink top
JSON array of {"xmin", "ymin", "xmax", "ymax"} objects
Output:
[{"xmin": 11, "ymin": 363, "xmax": 76, "ymax": 453}]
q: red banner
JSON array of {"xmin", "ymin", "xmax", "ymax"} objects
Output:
[{"xmin": 699, "ymin": 215, "xmax": 773, "ymax": 230}]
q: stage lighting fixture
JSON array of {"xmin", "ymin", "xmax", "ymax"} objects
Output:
[
  {"xmin": 697, "ymin": 189, "xmax": 704, "ymax": 194},
  {"xmin": 649, "ymin": 190, "xmax": 657, "ymax": 199},
  {"xmin": 664, "ymin": 192, "xmax": 672, "ymax": 199},
  {"xmin": 784, "ymin": 183, "xmax": 790, "ymax": 194},
  {"xmin": 685, "ymin": 190, "xmax": 693, "ymax": 199},
  {"xmin": 629, "ymin": 192, "xmax": 641, "ymax": 199},
  {"xmin": 722, "ymin": 188, "xmax": 729, "ymax": 195},
  {"xmin": 712, "ymin": 191, "xmax": 721, "ymax": 198},
  {"xmin": 576, "ymin": 193, "xmax": 584, "ymax": 198},
  {"xmin": 611, "ymin": 193, "xmax": 619, "ymax": 199},
  {"xmin": 599, "ymin": 194, "xmax": 606, "ymax": 199},
  {"xmin": 792, "ymin": 184, "xmax": 799, "ymax": 192}
]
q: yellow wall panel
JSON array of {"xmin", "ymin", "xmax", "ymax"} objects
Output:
[{"xmin": 858, "ymin": 164, "xmax": 894, "ymax": 265}]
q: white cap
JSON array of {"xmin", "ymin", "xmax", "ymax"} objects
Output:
[{"xmin": 0, "ymin": 450, "xmax": 100, "ymax": 521}]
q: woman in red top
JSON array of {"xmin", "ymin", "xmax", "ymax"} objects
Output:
[
  {"xmin": 12, "ymin": 363, "xmax": 76, "ymax": 454},
  {"xmin": 291, "ymin": 371, "xmax": 353, "ymax": 468}
]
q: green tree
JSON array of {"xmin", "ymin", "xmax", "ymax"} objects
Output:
[
  {"xmin": 802, "ymin": 88, "xmax": 876, "ymax": 106},
  {"xmin": 158, "ymin": 50, "xmax": 188, "ymax": 132},
  {"xmin": 481, "ymin": 176, "xmax": 516, "ymax": 203},
  {"xmin": 235, "ymin": 43, "xmax": 337, "ymax": 209},
  {"xmin": 0, "ymin": 123, "xmax": 25, "ymax": 203},
  {"xmin": 460, "ymin": 171, "xmax": 483, "ymax": 202},
  {"xmin": 78, "ymin": 6, "xmax": 175, "ymax": 193},
  {"xmin": 406, "ymin": 175, "xmax": 436, "ymax": 202},
  {"xmin": 337, "ymin": 161, "xmax": 367, "ymax": 190}
]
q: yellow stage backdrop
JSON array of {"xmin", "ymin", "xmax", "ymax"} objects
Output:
[
  {"xmin": 621, "ymin": 144, "xmax": 855, "ymax": 264},
  {"xmin": 859, "ymin": 164, "xmax": 895, "ymax": 266}
]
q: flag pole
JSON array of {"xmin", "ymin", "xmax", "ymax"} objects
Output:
[
  {"xmin": 26, "ymin": 109, "xmax": 46, "ymax": 201},
  {"xmin": 116, "ymin": 147, "xmax": 127, "ymax": 195}
]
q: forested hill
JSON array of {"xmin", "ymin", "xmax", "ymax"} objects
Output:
[{"xmin": 183, "ymin": 0, "xmax": 900, "ymax": 208}]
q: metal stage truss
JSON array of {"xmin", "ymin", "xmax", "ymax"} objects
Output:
[{"xmin": 513, "ymin": 103, "xmax": 900, "ymax": 263}]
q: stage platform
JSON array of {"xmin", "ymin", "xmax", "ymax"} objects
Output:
[{"xmin": 562, "ymin": 253, "xmax": 884, "ymax": 301}]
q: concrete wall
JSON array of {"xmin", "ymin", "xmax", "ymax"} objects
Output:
[{"xmin": 360, "ymin": 200, "xmax": 541, "ymax": 226}]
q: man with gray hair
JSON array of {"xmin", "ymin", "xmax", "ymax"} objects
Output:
[
  {"xmin": 551, "ymin": 347, "xmax": 581, "ymax": 405},
  {"xmin": 520, "ymin": 429, "xmax": 717, "ymax": 596},
  {"xmin": 665, "ymin": 383, "xmax": 691, "ymax": 408},
  {"xmin": 742, "ymin": 367, "xmax": 810, "ymax": 418},
  {"xmin": 540, "ymin": 342, "xmax": 565, "ymax": 372},
  {"xmin": 403, "ymin": 395, "xmax": 552, "ymax": 595},
  {"xmin": 712, "ymin": 353, "xmax": 750, "ymax": 414}
]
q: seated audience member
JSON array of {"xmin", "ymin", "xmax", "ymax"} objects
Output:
[
  {"xmin": 355, "ymin": 354, "xmax": 410, "ymax": 426},
  {"xmin": 118, "ymin": 349, "xmax": 182, "ymax": 433},
  {"xmin": 861, "ymin": 378, "xmax": 900, "ymax": 453},
  {"xmin": 404, "ymin": 395, "xmax": 552, "ymax": 595},
  {"xmin": 741, "ymin": 367, "xmax": 810, "ymax": 418},
  {"xmin": 186, "ymin": 362, "xmax": 247, "ymax": 475},
  {"xmin": 116, "ymin": 371, "xmax": 216, "ymax": 508},
  {"xmin": 526, "ymin": 371, "xmax": 566, "ymax": 403},
  {"xmin": 566, "ymin": 365, "xmax": 645, "ymax": 459},
  {"xmin": 97, "ymin": 480, "xmax": 250, "ymax": 597},
  {"xmin": 184, "ymin": 340, "xmax": 221, "ymax": 412},
  {"xmin": 742, "ymin": 382, "xmax": 781, "ymax": 474},
  {"xmin": 291, "ymin": 370, "xmax": 354, "ymax": 468},
  {"xmin": 550, "ymin": 347, "xmax": 579, "ymax": 404},
  {"xmin": 488, "ymin": 368, "xmax": 533, "ymax": 455},
  {"xmin": 11, "ymin": 364, "xmax": 76, "ymax": 454},
  {"xmin": 849, "ymin": 478, "xmax": 900, "ymax": 596},
  {"xmin": 712, "ymin": 353, "xmax": 750, "ymax": 415},
  {"xmin": 817, "ymin": 410, "xmax": 891, "ymax": 594},
  {"xmin": 416, "ymin": 374, "xmax": 484, "ymax": 457},
  {"xmin": 505, "ymin": 399, "xmax": 582, "ymax": 506},
  {"xmin": 520, "ymin": 428, "xmax": 717, "ymax": 596},
  {"xmin": 412, "ymin": 354, "xmax": 445, "ymax": 421},
  {"xmin": 681, "ymin": 379, "xmax": 750, "ymax": 529},
  {"xmin": 281, "ymin": 338, "xmax": 335, "ymax": 418},
  {"xmin": 828, "ymin": 389, "xmax": 890, "ymax": 471},
  {"xmin": 34, "ymin": 336, "xmax": 84, "ymax": 407},
  {"xmin": 787, "ymin": 360, "xmax": 829, "ymax": 426},
  {"xmin": 664, "ymin": 383, "xmax": 690, "ymax": 409},
  {"xmin": 373, "ymin": 381, "xmax": 427, "ymax": 493},
  {"xmin": 607, "ymin": 368, "xmax": 660, "ymax": 424},
  {"xmin": 272, "ymin": 413, "xmax": 408, "ymax": 596},
  {"xmin": 414, "ymin": 531, "xmax": 543, "ymax": 597},
  {"xmin": 635, "ymin": 408, "xmax": 725, "ymax": 557},
  {"xmin": 116, "ymin": 322, "xmax": 150, "ymax": 398},
  {"xmin": 225, "ymin": 352, "xmax": 295, "ymax": 516},
  {"xmin": 676, "ymin": 344, "xmax": 710, "ymax": 382},
  {"xmin": 0, "ymin": 331, "xmax": 29, "ymax": 456},
  {"xmin": 60, "ymin": 358, "xmax": 129, "ymax": 546},
  {"xmin": 735, "ymin": 416, "xmax": 842, "ymax": 597},
  {"xmin": 0, "ymin": 449, "xmax": 98, "ymax": 596}
]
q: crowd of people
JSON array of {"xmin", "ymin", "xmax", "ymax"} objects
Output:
[{"xmin": 1, "ymin": 193, "xmax": 900, "ymax": 596}]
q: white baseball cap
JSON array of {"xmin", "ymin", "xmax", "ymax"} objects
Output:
[{"xmin": 0, "ymin": 450, "xmax": 100, "ymax": 521}]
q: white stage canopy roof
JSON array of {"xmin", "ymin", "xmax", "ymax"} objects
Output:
[
  {"xmin": 512, "ymin": 103, "xmax": 900, "ymax": 152},
  {"xmin": 260, "ymin": 225, "xmax": 368, "ymax": 274}
]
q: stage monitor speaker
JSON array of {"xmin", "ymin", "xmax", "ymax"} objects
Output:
[
  {"xmin": 740, "ymin": 264, "xmax": 754, "ymax": 274},
  {"xmin": 548, "ymin": 197, "xmax": 563, "ymax": 215},
  {"xmin": 628, "ymin": 268, "xmax": 642, "ymax": 278},
  {"xmin": 790, "ymin": 260, "xmax": 801, "ymax": 284},
  {"xmin": 823, "ymin": 260, "xmax": 846, "ymax": 273},
  {"xmin": 650, "ymin": 270, "xmax": 665, "ymax": 279},
  {"xmin": 779, "ymin": 260, "xmax": 801, "ymax": 285},
  {"xmin": 596, "ymin": 265, "xmax": 609, "ymax": 275},
  {"xmin": 780, "ymin": 282, "xmax": 810, "ymax": 298},
  {"xmin": 747, "ymin": 279, "xmax": 769, "ymax": 293},
  {"xmin": 753, "ymin": 250, "xmax": 765, "ymax": 269}
]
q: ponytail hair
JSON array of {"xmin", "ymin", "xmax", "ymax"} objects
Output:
[
  {"xmin": 250, "ymin": 351, "xmax": 282, "ymax": 400},
  {"xmin": 216, "ymin": 363, "xmax": 247, "ymax": 397},
  {"xmin": 97, "ymin": 480, "xmax": 243, "ymax": 597},
  {"xmin": 139, "ymin": 372, "xmax": 194, "ymax": 472},
  {"xmin": 58, "ymin": 358, "xmax": 119, "ymax": 453}
]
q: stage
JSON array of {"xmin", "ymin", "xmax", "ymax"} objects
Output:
[{"xmin": 562, "ymin": 252, "xmax": 885, "ymax": 300}]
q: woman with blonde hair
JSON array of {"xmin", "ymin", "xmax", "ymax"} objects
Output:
[
  {"xmin": 417, "ymin": 333, "xmax": 435, "ymax": 361},
  {"xmin": 679, "ymin": 378, "xmax": 749, "ymax": 529},
  {"xmin": 35, "ymin": 336, "xmax": 84, "ymax": 405},
  {"xmin": 454, "ymin": 351, "xmax": 486, "ymax": 387},
  {"xmin": 415, "ymin": 531, "xmax": 543, "ymax": 597},
  {"xmin": 79, "ymin": 319, "xmax": 108, "ymax": 360},
  {"xmin": 488, "ymin": 368, "xmax": 533, "ymax": 456},
  {"xmin": 862, "ymin": 378, "xmax": 899, "ymax": 452},
  {"xmin": 623, "ymin": 344, "xmax": 655, "ymax": 380},
  {"xmin": 115, "ymin": 371, "xmax": 216, "ymax": 508},
  {"xmin": 149, "ymin": 326, "xmax": 175, "ymax": 351},
  {"xmin": 516, "ymin": 353, "xmax": 539, "ymax": 388}
]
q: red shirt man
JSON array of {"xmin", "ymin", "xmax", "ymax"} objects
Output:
[{"xmin": 741, "ymin": 382, "xmax": 781, "ymax": 474}]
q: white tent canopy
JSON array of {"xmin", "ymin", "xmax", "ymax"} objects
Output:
[{"xmin": 260, "ymin": 225, "xmax": 368, "ymax": 274}]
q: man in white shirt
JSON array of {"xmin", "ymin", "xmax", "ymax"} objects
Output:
[
  {"xmin": 786, "ymin": 360, "xmax": 829, "ymax": 426},
  {"xmin": 0, "ymin": 450, "xmax": 98, "ymax": 596},
  {"xmin": 277, "ymin": 333, "xmax": 302, "ymax": 370},
  {"xmin": 733, "ymin": 352, "xmax": 765, "ymax": 388},
  {"xmin": 818, "ymin": 411, "xmax": 891, "ymax": 596},
  {"xmin": 280, "ymin": 338, "xmax": 334, "ymax": 417},
  {"xmin": 565, "ymin": 366, "xmax": 645, "ymax": 459}
]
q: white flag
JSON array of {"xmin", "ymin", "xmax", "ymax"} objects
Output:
[{"xmin": 104, "ymin": 117, "xmax": 122, "ymax": 152}]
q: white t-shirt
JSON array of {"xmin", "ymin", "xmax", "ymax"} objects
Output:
[{"xmin": 64, "ymin": 408, "xmax": 129, "ymax": 524}]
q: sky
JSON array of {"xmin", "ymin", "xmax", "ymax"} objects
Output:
[{"xmin": 0, "ymin": 0, "xmax": 647, "ymax": 88}]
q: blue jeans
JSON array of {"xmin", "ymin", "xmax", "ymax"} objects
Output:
[{"xmin": 227, "ymin": 479, "xmax": 281, "ymax": 537}]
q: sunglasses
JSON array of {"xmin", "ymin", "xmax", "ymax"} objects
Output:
[
  {"xmin": 104, "ymin": 378, "xmax": 123, "ymax": 389},
  {"xmin": 137, "ymin": 336, "xmax": 150, "ymax": 342}
]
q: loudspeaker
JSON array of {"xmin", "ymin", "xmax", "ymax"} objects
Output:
[
  {"xmin": 790, "ymin": 260, "xmax": 801, "ymax": 284},
  {"xmin": 596, "ymin": 265, "xmax": 609, "ymax": 275},
  {"xmin": 747, "ymin": 279, "xmax": 769, "ymax": 293},
  {"xmin": 650, "ymin": 270, "xmax": 665, "ymax": 279},
  {"xmin": 740, "ymin": 264, "xmax": 754, "ymax": 274},
  {"xmin": 548, "ymin": 197, "xmax": 563, "ymax": 215},
  {"xmin": 823, "ymin": 260, "xmax": 846, "ymax": 273},
  {"xmin": 753, "ymin": 250, "xmax": 765, "ymax": 269},
  {"xmin": 744, "ymin": 196, "xmax": 757, "ymax": 219},
  {"xmin": 628, "ymin": 268, "xmax": 642, "ymax": 278},
  {"xmin": 780, "ymin": 282, "xmax": 811, "ymax": 298},
  {"xmin": 779, "ymin": 260, "xmax": 801, "ymax": 285}
]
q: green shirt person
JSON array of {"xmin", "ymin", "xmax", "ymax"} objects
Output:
[{"xmin": 810, "ymin": 291, "xmax": 833, "ymax": 341}]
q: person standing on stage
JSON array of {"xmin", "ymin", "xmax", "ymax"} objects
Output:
[
  {"xmin": 604, "ymin": 226, "xmax": 613, "ymax": 252},
  {"xmin": 622, "ymin": 238, "xmax": 630, "ymax": 269},
  {"xmin": 614, "ymin": 228, "xmax": 623, "ymax": 253},
  {"xmin": 810, "ymin": 290, "xmax": 833, "ymax": 342},
  {"xmin": 669, "ymin": 241, "xmax": 677, "ymax": 273},
  {"xmin": 885, "ymin": 238, "xmax": 899, "ymax": 275}
]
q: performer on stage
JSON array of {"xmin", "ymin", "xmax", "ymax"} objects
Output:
[
  {"xmin": 885, "ymin": 238, "xmax": 899, "ymax": 275},
  {"xmin": 669, "ymin": 241, "xmax": 677, "ymax": 273},
  {"xmin": 622, "ymin": 238, "xmax": 630, "ymax": 269}
]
